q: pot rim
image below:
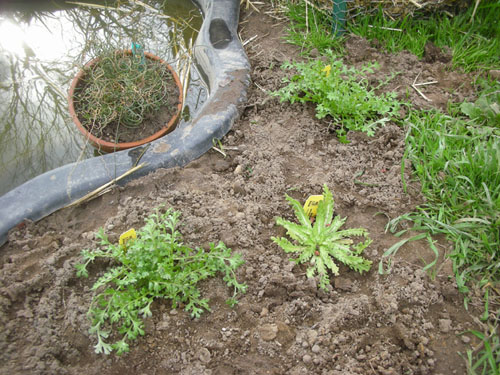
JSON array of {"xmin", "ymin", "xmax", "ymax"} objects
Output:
[{"xmin": 68, "ymin": 49, "xmax": 183, "ymax": 153}]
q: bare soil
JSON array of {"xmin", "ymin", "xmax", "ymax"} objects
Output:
[{"xmin": 0, "ymin": 5, "xmax": 484, "ymax": 375}]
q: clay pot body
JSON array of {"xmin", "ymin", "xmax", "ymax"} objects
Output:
[{"xmin": 68, "ymin": 50, "xmax": 183, "ymax": 153}]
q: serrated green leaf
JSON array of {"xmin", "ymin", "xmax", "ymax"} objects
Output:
[
  {"xmin": 74, "ymin": 263, "xmax": 89, "ymax": 278},
  {"xmin": 276, "ymin": 218, "xmax": 312, "ymax": 244},
  {"xmin": 306, "ymin": 266, "xmax": 316, "ymax": 278},
  {"xmin": 112, "ymin": 339, "xmax": 130, "ymax": 355},
  {"xmin": 272, "ymin": 236, "xmax": 308, "ymax": 255},
  {"xmin": 285, "ymin": 194, "xmax": 312, "ymax": 228},
  {"xmin": 314, "ymin": 184, "xmax": 334, "ymax": 237}
]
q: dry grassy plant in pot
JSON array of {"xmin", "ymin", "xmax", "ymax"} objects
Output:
[{"xmin": 68, "ymin": 49, "xmax": 183, "ymax": 153}]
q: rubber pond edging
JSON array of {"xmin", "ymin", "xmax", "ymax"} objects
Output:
[{"xmin": 0, "ymin": 0, "xmax": 250, "ymax": 246}]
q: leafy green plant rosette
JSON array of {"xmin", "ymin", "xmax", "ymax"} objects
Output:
[
  {"xmin": 75, "ymin": 208, "xmax": 246, "ymax": 355},
  {"xmin": 272, "ymin": 50, "xmax": 401, "ymax": 141},
  {"xmin": 272, "ymin": 185, "xmax": 372, "ymax": 290}
]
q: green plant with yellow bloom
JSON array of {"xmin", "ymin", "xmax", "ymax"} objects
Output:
[{"xmin": 272, "ymin": 50, "xmax": 401, "ymax": 141}]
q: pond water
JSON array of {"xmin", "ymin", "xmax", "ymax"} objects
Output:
[{"xmin": 0, "ymin": 0, "xmax": 205, "ymax": 196}]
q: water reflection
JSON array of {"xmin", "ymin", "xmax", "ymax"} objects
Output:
[{"xmin": 0, "ymin": 0, "xmax": 204, "ymax": 196}]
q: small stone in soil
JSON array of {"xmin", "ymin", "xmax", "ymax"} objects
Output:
[
  {"xmin": 156, "ymin": 321, "xmax": 169, "ymax": 331},
  {"xmin": 259, "ymin": 323, "xmax": 278, "ymax": 341},
  {"xmin": 307, "ymin": 329, "xmax": 318, "ymax": 345},
  {"xmin": 302, "ymin": 354, "xmax": 312, "ymax": 364},
  {"xmin": 438, "ymin": 319, "xmax": 452, "ymax": 333},
  {"xmin": 489, "ymin": 69, "xmax": 500, "ymax": 80},
  {"xmin": 232, "ymin": 181, "xmax": 246, "ymax": 196},
  {"xmin": 234, "ymin": 165, "xmax": 243, "ymax": 175},
  {"xmin": 198, "ymin": 347, "xmax": 211, "ymax": 364}
]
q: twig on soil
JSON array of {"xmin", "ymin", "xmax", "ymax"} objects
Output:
[
  {"xmin": 241, "ymin": 0, "xmax": 260, "ymax": 12},
  {"xmin": 368, "ymin": 358, "xmax": 378, "ymax": 374},
  {"xmin": 251, "ymin": 50, "xmax": 264, "ymax": 59},
  {"xmin": 243, "ymin": 34, "xmax": 259, "ymax": 46},
  {"xmin": 212, "ymin": 146, "xmax": 227, "ymax": 158},
  {"xmin": 254, "ymin": 81, "xmax": 267, "ymax": 93},
  {"xmin": 264, "ymin": 4, "xmax": 287, "ymax": 21},
  {"xmin": 413, "ymin": 81, "xmax": 438, "ymax": 87},
  {"xmin": 411, "ymin": 72, "xmax": 435, "ymax": 102},
  {"xmin": 271, "ymin": 19, "xmax": 290, "ymax": 27},
  {"xmin": 265, "ymin": 12, "xmax": 287, "ymax": 22},
  {"xmin": 64, "ymin": 163, "xmax": 146, "ymax": 208},
  {"xmin": 412, "ymin": 85, "xmax": 432, "ymax": 102},
  {"xmin": 62, "ymin": 288, "xmax": 66, "ymax": 309}
]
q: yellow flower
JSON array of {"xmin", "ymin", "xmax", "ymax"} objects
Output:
[{"xmin": 322, "ymin": 65, "xmax": 331, "ymax": 77}]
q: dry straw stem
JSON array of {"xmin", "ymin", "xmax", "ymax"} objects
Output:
[
  {"xmin": 64, "ymin": 163, "xmax": 146, "ymax": 208},
  {"xmin": 242, "ymin": 34, "xmax": 259, "ymax": 46},
  {"xmin": 66, "ymin": 1, "xmax": 128, "ymax": 11},
  {"xmin": 411, "ymin": 71, "xmax": 437, "ymax": 102},
  {"xmin": 174, "ymin": 36, "xmax": 193, "ymax": 106},
  {"xmin": 241, "ymin": 0, "xmax": 261, "ymax": 12},
  {"xmin": 470, "ymin": 0, "xmax": 481, "ymax": 22}
]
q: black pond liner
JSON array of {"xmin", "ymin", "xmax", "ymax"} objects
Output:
[{"xmin": 0, "ymin": 0, "xmax": 250, "ymax": 246}]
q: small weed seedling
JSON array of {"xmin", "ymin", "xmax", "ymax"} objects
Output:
[
  {"xmin": 76, "ymin": 208, "xmax": 246, "ymax": 355},
  {"xmin": 272, "ymin": 185, "xmax": 372, "ymax": 290}
]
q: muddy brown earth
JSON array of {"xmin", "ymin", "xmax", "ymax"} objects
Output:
[{"xmin": 0, "ymin": 4, "xmax": 485, "ymax": 375}]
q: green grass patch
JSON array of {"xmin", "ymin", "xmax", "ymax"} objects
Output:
[
  {"xmin": 466, "ymin": 326, "xmax": 500, "ymax": 375},
  {"xmin": 348, "ymin": 2, "xmax": 500, "ymax": 72},
  {"xmin": 284, "ymin": 1, "xmax": 345, "ymax": 54},
  {"xmin": 282, "ymin": 0, "xmax": 500, "ymax": 72},
  {"xmin": 388, "ymin": 109, "xmax": 499, "ymax": 286},
  {"xmin": 385, "ymin": 95, "xmax": 500, "ymax": 373}
]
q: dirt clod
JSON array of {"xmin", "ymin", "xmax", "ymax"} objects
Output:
[
  {"xmin": 258, "ymin": 323, "xmax": 278, "ymax": 341},
  {"xmin": 439, "ymin": 319, "xmax": 453, "ymax": 333},
  {"xmin": 198, "ymin": 347, "xmax": 211, "ymax": 364}
]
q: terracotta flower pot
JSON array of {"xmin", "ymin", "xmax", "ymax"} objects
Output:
[{"xmin": 68, "ymin": 50, "xmax": 183, "ymax": 153}]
